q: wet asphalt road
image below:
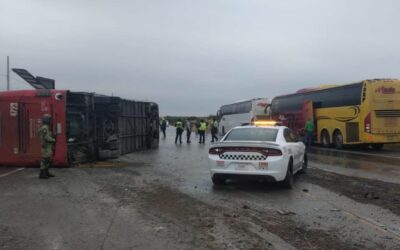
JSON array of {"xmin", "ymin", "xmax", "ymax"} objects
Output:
[{"xmin": 0, "ymin": 128, "xmax": 400, "ymax": 249}]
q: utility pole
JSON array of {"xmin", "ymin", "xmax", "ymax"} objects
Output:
[{"xmin": 6, "ymin": 56, "xmax": 10, "ymax": 91}]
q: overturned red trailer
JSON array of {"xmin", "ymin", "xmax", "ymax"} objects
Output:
[{"xmin": 0, "ymin": 89, "xmax": 159, "ymax": 167}]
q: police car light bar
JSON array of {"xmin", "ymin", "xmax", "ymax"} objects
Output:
[{"xmin": 253, "ymin": 120, "xmax": 281, "ymax": 126}]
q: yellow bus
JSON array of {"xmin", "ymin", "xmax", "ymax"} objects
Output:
[{"xmin": 271, "ymin": 79, "xmax": 400, "ymax": 149}]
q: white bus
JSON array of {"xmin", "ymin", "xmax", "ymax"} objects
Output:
[{"xmin": 217, "ymin": 98, "xmax": 270, "ymax": 135}]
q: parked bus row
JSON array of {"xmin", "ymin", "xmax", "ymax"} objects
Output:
[{"xmin": 217, "ymin": 79, "xmax": 400, "ymax": 149}]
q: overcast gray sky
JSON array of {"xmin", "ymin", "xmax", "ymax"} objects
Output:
[{"xmin": 1, "ymin": 0, "xmax": 399, "ymax": 116}]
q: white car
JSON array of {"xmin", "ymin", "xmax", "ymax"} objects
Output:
[{"xmin": 208, "ymin": 124, "xmax": 307, "ymax": 188}]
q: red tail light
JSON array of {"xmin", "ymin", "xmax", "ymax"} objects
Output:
[
  {"xmin": 266, "ymin": 148, "xmax": 283, "ymax": 156},
  {"xmin": 364, "ymin": 112, "xmax": 371, "ymax": 133},
  {"xmin": 209, "ymin": 147, "xmax": 282, "ymax": 156},
  {"xmin": 209, "ymin": 147, "xmax": 223, "ymax": 155}
]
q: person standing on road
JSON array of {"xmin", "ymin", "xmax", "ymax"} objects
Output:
[
  {"xmin": 266, "ymin": 104, "xmax": 272, "ymax": 119},
  {"xmin": 175, "ymin": 119, "xmax": 184, "ymax": 144},
  {"xmin": 303, "ymin": 118, "xmax": 314, "ymax": 147},
  {"xmin": 195, "ymin": 120, "xmax": 200, "ymax": 138},
  {"xmin": 211, "ymin": 118, "xmax": 219, "ymax": 143},
  {"xmin": 185, "ymin": 119, "xmax": 192, "ymax": 143},
  {"xmin": 198, "ymin": 119, "xmax": 207, "ymax": 144},
  {"xmin": 160, "ymin": 117, "xmax": 167, "ymax": 138},
  {"xmin": 38, "ymin": 114, "xmax": 56, "ymax": 179}
]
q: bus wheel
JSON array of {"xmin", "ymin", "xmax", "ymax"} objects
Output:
[
  {"xmin": 321, "ymin": 130, "xmax": 330, "ymax": 147},
  {"xmin": 333, "ymin": 130, "xmax": 344, "ymax": 149},
  {"xmin": 371, "ymin": 143, "xmax": 384, "ymax": 150}
]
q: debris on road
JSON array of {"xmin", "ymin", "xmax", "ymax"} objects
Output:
[
  {"xmin": 303, "ymin": 168, "xmax": 400, "ymax": 216},
  {"xmin": 154, "ymin": 226, "xmax": 165, "ymax": 232},
  {"xmin": 277, "ymin": 209, "xmax": 296, "ymax": 215},
  {"xmin": 364, "ymin": 192, "xmax": 380, "ymax": 200}
]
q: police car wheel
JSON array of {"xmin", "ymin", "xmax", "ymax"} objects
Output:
[
  {"xmin": 212, "ymin": 175, "xmax": 226, "ymax": 185},
  {"xmin": 280, "ymin": 160, "xmax": 294, "ymax": 189},
  {"xmin": 299, "ymin": 153, "xmax": 308, "ymax": 174}
]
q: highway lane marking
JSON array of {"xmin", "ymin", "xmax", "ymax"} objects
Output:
[
  {"xmin": 0, "ymin": 168, "xmax": 25, "ymax": 178},
  {"xmin": 297, "ymin": 186, "xmax": 400, "ymax": 241}
]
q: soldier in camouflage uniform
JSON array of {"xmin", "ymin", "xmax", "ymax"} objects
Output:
[{"xmin": 38, "ymin": 114, "xmax": 56, "ymax": 179}]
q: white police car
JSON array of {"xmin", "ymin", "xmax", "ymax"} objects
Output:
[{"xmin": 208, "ymin": 121, "xmax": 307, "ymax": 188}]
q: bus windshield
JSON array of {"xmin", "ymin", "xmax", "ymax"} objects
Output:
[{"xmin": 217, "ymin": 98, "xmax": 269, "ymax": 135}]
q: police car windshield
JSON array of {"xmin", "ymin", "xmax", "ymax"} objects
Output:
[{"xmin": 224, "ymin": 127, "xmax": 278, "ymax": 142}]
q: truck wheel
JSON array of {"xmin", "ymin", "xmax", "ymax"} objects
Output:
[
  {"xmin": 333, "ymin": 130, "xmax": 344, "ymax": 149},
  {"xmin": 321, "ymin": 130, "xmax": 330, "ymax": 147},
  {"xmin": 299, "ymin": 153, "xmax": 308, "ymax": 174},
  {"xmin": 280, "ymin": 160, "xmax": 294, "ymax": 189},
  {"xmin": 212, "ymin": 175, "xmax": 226, "ymax": 185}
]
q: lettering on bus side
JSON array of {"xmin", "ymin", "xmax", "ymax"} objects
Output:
[{"xmin": 374, "ymin": 86, "xmax": 395, "ymax": 94}]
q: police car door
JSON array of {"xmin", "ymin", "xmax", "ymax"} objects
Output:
[
  {"xmin": 290, "ymin": 129, "xmax": 304, "ymax": 170},
  {"xmin": 284, "ymin": 128, "xmax": 301, "ymax": 170}
]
